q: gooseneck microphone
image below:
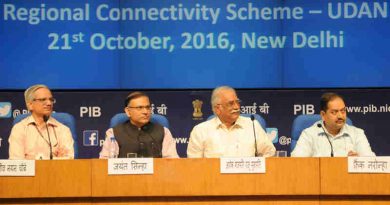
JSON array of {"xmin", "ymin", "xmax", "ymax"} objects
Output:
[
  {"xmin": 317, "ymin": 123, "xmax": 334, "ymax": 157},
  {"xmin": 250, "ymin": 115, "xmax": 258, "ymax": 156},
  {"xmin": 43, "ymin": 115, "xmax": 53, "ymax": 160},
  {"xmin": 141, "ymin": 125, "xmax": 162, "ymax": 158},
  {"xmin": 138, "ymin": 142, "xmax": 146, "ymax": 158}
]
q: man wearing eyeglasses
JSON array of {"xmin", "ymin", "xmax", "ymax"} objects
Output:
[
  {"xmin": 99, "ymin": 92, "xmax": 178, "ymax": 158},
  {"xmin": 291, "ymin": 92, "xmax": 375, "ymax": 157},
  {"xmin": 187, "ymin": 86, "xmax": 275, "ymax": 158},
  {"xmin": 8, "ymin": 84, "xmax": 74, "ymax": 159}
]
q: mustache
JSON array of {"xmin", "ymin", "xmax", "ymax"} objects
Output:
[{"xmin": 231, "ymin": 109, "xmax": 240, "ymax": 114}]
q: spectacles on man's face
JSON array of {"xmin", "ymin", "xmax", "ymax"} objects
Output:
[
  {"xmin": 127, "ymin": 105, "xmax": 152, "ymax": 111},
  {"xmin": 33, "ymin": 97, "xmax": 56, "ymax": 104},
  {"xmin": 217, "ymin": 99, "xmax": 241, "ymax": 108}
]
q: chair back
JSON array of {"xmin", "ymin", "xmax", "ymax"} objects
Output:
[
  {"xmin": 109, "ymin": 113, "xmax": 170, "ymax": 128},
  {"xmin": 13, "ymin": 112, "xmax": 79, "ymax": 158},
  {"xmin": 290, "ymin": 114, "xmax": 353, "ymax": 152},
  {"xmin": 207, "ymin": 113, "xmax": 267, "ymax": 130}
]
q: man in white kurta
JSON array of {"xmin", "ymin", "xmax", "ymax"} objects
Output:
[{"xmin": 187, "ymin": 86, "xmax": 275, "ymax": 158}]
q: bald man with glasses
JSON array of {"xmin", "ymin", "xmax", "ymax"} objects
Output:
[
  {"xmin": 8, "ymin": 84, "xmax": 74, "ymax": 159},
  {"xmin": 187, "ymin": 86, "xmax": 275, "ymax": 158},
  {"xmin": 99, "ymin": 92, "xmax": 178, "ymax": 158}
]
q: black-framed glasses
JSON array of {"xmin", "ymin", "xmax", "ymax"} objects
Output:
[
  {"xmin": 127, "ymin": 105, "xmax": 152, "ymax": 111},
  {"xmin": 33, "ymin": 97, "xmax": 56, "ymax": 104}
]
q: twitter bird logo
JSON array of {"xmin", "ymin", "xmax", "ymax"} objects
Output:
[
  {"xmin": 266, "ymin": 128, "xmax": 278, "ymax": 143},
  {"xmin": 0, "ymin": 102, "xmax": 12, "ymax": 118}
]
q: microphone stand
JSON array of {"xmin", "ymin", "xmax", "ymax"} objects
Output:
[
  {"xmin": 251, "ymin": 115, "xmax": 258, "ymax": 156},
  {"xmin": 317, "ymin": 123, "xmax": 334, "ymax": 157},
  {"xmin": 43, "ymin": 115, "xmax": 53, "ymax": 160}
]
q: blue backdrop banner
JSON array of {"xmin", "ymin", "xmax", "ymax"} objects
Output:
[
  {"xmin": 0, "ymin": 89, "xmax": 389, "ymax": 158},
  {"xmin": 1, "ymin": 0, "xmax": 390, "ymax": 89}
]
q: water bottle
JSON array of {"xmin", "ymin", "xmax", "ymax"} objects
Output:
[{"xmin": 109, "ymin": 137, "xmax": 118, "ymax": 158}]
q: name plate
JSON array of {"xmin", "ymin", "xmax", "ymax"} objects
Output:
[
  {"xmin": 0, "ymin": 160, "xmax": 35, "ymax": 176},
  {"xmin": 348, "ymin": 157, "xmax": 390, "ymax": 173},
  {"xmin": 220, "ymin": 157, "xmax": 265, "ymax": 174},
  {"xmin": 108, "ymin": 158, "xmax": 154, "ymax": 175}
]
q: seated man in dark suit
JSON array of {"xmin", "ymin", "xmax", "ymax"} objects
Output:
[{"xmin": 99, "ymin": 92, "xmax": 178, "ymax": 158}]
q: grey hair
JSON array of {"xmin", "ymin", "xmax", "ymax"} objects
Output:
[
  {"xmin": 211, "ymin": 86, "xmax": 236, "ymax": 113},
  {"xmin": 24, "ymin": 84, "xmax": 49, "ymax": 109}
]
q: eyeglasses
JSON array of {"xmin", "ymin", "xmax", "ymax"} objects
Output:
[
  {"xmin": 328, "ymin": 108, "xmax": 347, "ymax": 116},
  {"xmin": 217, "ymin": 99, "xmax": 241, "ymax": 108},
  {"xmin": 33, "ymin": 97, "xmax": 56, "ymax": 104},
  {"xmin": 127, "ymin": 105, "xmax": 152, "ymax": 111}
]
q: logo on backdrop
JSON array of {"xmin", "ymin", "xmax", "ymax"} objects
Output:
[
  {"xmin": 0, "ymin": 102, "xmax": 12, "ymax": 118},
  {"xmin": 83, "ymin": 130, "xmax": 99, "ymax": 146},
  {"xmin": 293, "ymin": 104, "xmax": 315, "ymax": 115},
  {"xmin": 192, "ymin": 99, "xmax": 203, "ymax": 120},
  {"xmin": 80, "ymin": 106, "xmax": 101, "ymax": 118},
  {"xmin": 266, "ymin": 128, "xmax": 278, "ymax": 143}
]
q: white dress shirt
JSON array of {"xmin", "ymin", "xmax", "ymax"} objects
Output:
[
  {"xmin": 291, "ymin": 121, "xmax": 375, "ymax": 157},
  {"xmin": 187, "ymin": 116, "xmax": 275, "ymax": 158}
]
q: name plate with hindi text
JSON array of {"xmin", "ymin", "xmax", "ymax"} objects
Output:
[
  {"xmin": 0, "ymin": 160, "xmax": 35, "ymax": 176},
  {"xmin": 108, "ymin": 158, "xmax": 154, "ymax": 175},
  {"xmin": 348, "ymin": 157, "xmax": 390, "ymax": 173},
  {"xmin": 220, "ymin": 157, "xmax": 265, "ymax": 174}
]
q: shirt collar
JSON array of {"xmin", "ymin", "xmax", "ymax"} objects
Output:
[
  {"xmin": 319, "ymin": 120, "xmax": 349, "ymax": 138},
  {"xmin": 214, "ymin": 116, "xmax": 243, "ymax": 129},
  {"xmin": 126, "ymin": 120, "xmax": 152, "ymax": 131},
  {"xmin": 26, "ymin": 115, "xmax": 59, "ymax": 127}
]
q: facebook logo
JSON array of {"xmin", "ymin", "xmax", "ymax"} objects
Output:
[
  {"xmin": 83, "ymin": 130, "xmax": 99, "ymax": 146},
  {"xmin": 266, "ymin": 128, "xmax": 279, "ymax": 144},
  {"xmin": 0, "ymin": 102, "xmax": 12, "ymax": 118}
]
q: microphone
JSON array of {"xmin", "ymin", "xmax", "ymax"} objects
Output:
[
  {"xmin": 138, "ymin": 142, "xmax": 146, "ymax": 158},
  {"xmin": 43, "ymin": 115, "xmax": 53, "ymax": 160},
  {"xmin": 151, "ymin": 142, "xmax": 161, "ymax": 158},
  {"xmin": 317, "ymin": 123, "xmax": 334, "ymax": 157},
  {"xmin": 141, "ymin": 124, "xmax": 162, "ymax": 158},
  {"xmin": 250, "ymin": 115, "xmax": 258, "ymax": 156}
]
